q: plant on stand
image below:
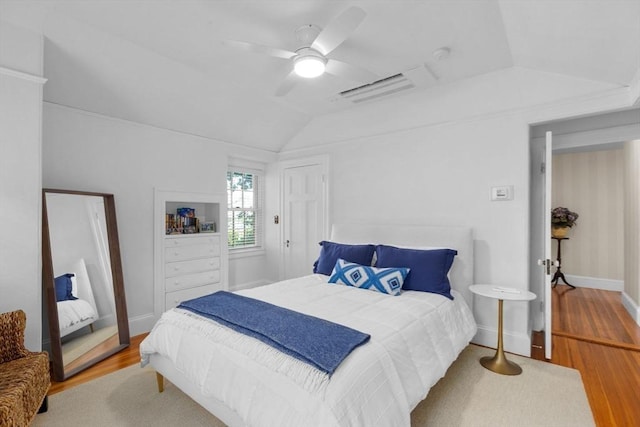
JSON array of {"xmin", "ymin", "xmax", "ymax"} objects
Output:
[{"xmin": 551, "ymin": 207, "xmax": 579, "ymax": 238}]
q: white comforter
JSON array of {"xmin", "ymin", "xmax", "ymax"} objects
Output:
[
  {"xmin": 140, "ymin": 274, "xmax": 477, "ymax": 427},
  {"xmin": 57, "ymin": 299, "xmax": 96, "ymax": 335}
]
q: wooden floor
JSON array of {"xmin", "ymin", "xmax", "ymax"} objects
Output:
[
  {"xmin": 48, "ymin": 286, "xmax": 640, "ymax": 427},
  {"xmin": 550, "ymin": 284, "xmax": 640, "ymax": 427},
  {"xmin": 48, "ymin": 333, "xmax": 147, "ymax": 395}
]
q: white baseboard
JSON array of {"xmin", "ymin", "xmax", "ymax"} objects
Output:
[
  {"xmin": 472, "ymin": 325, "xmax": 531, "ymax": 357},
  {"xmin": 564, "ymin": 274, "xmax": 623, "ymax": 292},
  {"xmin": 229, "ymin": 279, "xmax": 273, "ymax": 292},
  {"xmin": 129, "ymin": 313, "xmax": 157, "ymax": 336},
  {"xmin": 621, "ymin": 291, "xmax": 640, "ymax": 327}
]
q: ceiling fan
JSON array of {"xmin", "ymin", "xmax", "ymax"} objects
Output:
[{"xmin": 224, "ymin": 6, "xmax": 378, "ymax": 96}]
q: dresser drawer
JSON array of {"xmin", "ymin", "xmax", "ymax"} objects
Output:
[
  {"xmin": 165, "ymin": 257, "xmax": 220, "ymax": 278},
  {"xmin": 165, "ymin": 235, "xmax": 220, "ymax": 248},
  {"xmin": 165, "ymin": 270, "xmax": 221, "ymax": 292},
  {"xmin": 165, "ymin": 284, "xmax": 220, "ymax": 310},
  {"xmin": 165, "ymin": 242, "xmax": 220, "ymax": 262}
]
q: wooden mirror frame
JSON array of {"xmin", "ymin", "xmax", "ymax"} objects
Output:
[{"xmin": 42, "ymin": 189, "xmax": 130, "ymax": 381}]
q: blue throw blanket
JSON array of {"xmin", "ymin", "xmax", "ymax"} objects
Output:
[{"xmin": 178, "ymin": 291, "xmax": 370, "ymax": 375}]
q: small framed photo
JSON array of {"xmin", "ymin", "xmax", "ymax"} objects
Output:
[{"xmin": 200, "ymin": 221, "xmax": 216, "ymax": 233}]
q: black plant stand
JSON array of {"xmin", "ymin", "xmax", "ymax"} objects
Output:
[{"xmin": 552, "ymin": 237, "xmax": 575, "ymax": 289}]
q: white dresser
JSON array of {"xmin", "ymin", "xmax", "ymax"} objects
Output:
[
  {"xmin": 154, "ymin": 190, "xmax": 228, "ymax": 317},
  {"xmin": 163, "ymin": 234, "xmax": 223, "ymax": 309}
]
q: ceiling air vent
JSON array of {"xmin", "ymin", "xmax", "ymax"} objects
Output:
[{"xmin": 338, "ymin": 73, "xmax": 415, "ymax": 104}]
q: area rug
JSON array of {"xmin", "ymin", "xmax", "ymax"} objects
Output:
[{"xmin": 33, "ymin": 345, "xmax": 594, "ymax": 426}]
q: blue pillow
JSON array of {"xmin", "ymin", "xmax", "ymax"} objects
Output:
[
  {"xmin": 54, "ymin": 273, "xmax": 78, "ymax": 302},
  {"xmin": 328, "ymin": 259, "xmax": 409, "ymax": 296},
  {"xmin": 375, "ymin": 245, "xmax": 457, "ymax": 299},
  {"xmin": 313, "ymin": 241, "xmax": 375, "ymax": 276}
]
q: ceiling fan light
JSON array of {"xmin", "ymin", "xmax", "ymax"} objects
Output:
[{"xmin": 294, "ymin": 55, "xmax": 326, "ymax": 78}]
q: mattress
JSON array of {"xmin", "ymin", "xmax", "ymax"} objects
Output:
[{"xmin": 140, "ymin": 274, "xmax": 477, "ymax": 426}]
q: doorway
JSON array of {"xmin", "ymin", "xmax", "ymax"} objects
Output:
[{"xmin": 529, "ymin": 108, "xmax": 640, "ymax": 357}]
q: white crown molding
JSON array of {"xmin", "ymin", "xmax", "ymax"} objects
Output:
[
  {"xmin": 0, "ymin": 66, "xmax": 46, "ymax": 84},
  {"xmin": 279, "ymin": 83, "xmax": 635, "ymax": 156}
]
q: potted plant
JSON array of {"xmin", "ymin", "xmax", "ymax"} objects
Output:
[{"xmin": 551, "ymin": 207, "xmax": 579, "ymax": 238}]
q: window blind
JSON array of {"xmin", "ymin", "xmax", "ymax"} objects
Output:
[{"xmin": 227, "ymin": 169, "xmax": 263, "ymax": 250}]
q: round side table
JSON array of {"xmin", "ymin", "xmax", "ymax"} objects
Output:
[{"xmin": 469, "ymin": 284, "xmax": 536, "ymax": 375}]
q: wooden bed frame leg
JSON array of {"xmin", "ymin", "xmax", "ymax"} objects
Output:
[{"xmin": 156, "ymin": 372, "xmax": 164, "ymax": 393}]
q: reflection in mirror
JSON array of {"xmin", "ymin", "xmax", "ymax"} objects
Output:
[{"xmin": 43, "ymin": 189, "xmax": 129, "ymax": 381}]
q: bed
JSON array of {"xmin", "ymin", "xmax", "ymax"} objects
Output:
[
  {"xmin": 140, "ymin": 224, "xmax": 477, "ymax": 426},
  {"xmin": 54, "ymin": 258, "xmax": 99, "ymax": 338}
]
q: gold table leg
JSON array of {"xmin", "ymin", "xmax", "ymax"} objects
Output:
[{"xmin": 480, "ymin": 299, "xmax": 523, "ymax": 375}]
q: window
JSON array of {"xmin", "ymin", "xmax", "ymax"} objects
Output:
[{"xmin": 227, "ymin": 170, "xmax": 262, "ymax": 250}]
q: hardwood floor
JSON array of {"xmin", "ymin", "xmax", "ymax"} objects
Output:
[
  {"xmin": 48, "ymin": 333, "xmax": 147, "ymax": 395},
  {"xmin": 550, "ymin": 284, "xmax": 640, "ymax": 427},
  {"xmin": 47, "ymin": 287, "xmax": 640, "ymax": 426},
  {"xmin": 552, "ymin": 284, "xmax": 640, "ymax": 349}
]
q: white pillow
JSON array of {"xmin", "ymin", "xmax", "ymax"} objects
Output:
[
  {"xmin": 71, "ymin": 258, "xmax": 93, "ymax": 302},
  {"xmin": 70, "ymin": 274, "xmax": 78, "ymax": 298}
]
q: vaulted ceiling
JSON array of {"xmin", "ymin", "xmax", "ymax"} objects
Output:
[{"xmin": 2, "ymin": 0, "xmax": 639, "ymax": 152}]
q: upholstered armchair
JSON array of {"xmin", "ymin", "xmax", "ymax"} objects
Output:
[{"xmin": 0, "ymin": 310, "xmax": 50, "ymax": 426}]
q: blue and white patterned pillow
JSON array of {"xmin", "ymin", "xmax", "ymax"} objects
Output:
[{"xmin": 328, "ymin": 259, "xmax": 410, "ymax": 296}]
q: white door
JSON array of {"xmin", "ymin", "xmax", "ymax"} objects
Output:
[
  {"xmin": 543, "ymin": 131, "xmax": 553, "ymax": 359},
  {"xmin": 282, "ymin": 162, "xmax": 327, "ymax": 279}
]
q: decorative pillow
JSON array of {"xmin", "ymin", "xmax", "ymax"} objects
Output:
[
  {"xmin": 375, "ymin": 245, "xmax": 457, "ymax": 299},
  {"xmin": 328, "ymin": 259, "xmax": 409, "ymax": 296},
  {"xmin": 313, "ymin": 241, "xmax": 375, "ymax": 276},
  {"xmin": 54, "ymin": 273, "xmax": 78, "ymax": 302}
]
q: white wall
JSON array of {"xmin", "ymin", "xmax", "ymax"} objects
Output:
[
  {"xmin": 42, "ymin": 104, "xmax": 277, "ymax": 335},
  {"xmin": 552, "ymin": 149, "xmax": 625, "ymax": 284},
  {"xmin": 276, "ymin": 113, "xmax": 534, "ymax": 355},
  {"xmin": 0, "ymin": 21, "xmax": 44, "ymax": 350},
  {"xmin": 275, "ymin": 66, "xmax": 640, "ymax": 357}
]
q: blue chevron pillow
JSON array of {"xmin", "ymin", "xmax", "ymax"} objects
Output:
[{"xmin": 328, "ymin": 259, "xmax": 410, "ymax": 296}]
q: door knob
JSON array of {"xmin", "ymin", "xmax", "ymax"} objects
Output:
[{"xmin": 537, "ymin": 259, "xmax": 551, "ymax": 274}]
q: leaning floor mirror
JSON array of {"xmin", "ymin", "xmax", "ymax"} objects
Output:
[{"xmin": 42, "ymin": 189, "xmax": 130, "ymax": 381}]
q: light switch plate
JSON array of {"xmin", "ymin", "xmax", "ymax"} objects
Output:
[{"xmin": 491, "ymin": 186, "xmax": 513, "ymax": 201}]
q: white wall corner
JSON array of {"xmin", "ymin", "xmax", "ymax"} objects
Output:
[
  {"xmin": 621, "ymin": 291, "xmax": 640, "ymax": 327},
  {"xmin": 128, "ymin": 313, "xmax": 158, "ymax": 337},
  {"xmin": 471, "ymin": 325, "xmax": 532, "ymax": 357},
  {"xmin": 628, "ymin": 67, "xmax": 640, "ymax": 107}
]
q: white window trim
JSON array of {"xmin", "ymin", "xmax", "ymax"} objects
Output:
[{"xmin": 227, "ymin": 165, "xmax": 264, "ymax": 252}]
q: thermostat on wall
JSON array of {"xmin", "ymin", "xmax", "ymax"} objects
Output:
[{"xmin": 491, "ymin": 186, "xmax": 513, "ymax": 201}]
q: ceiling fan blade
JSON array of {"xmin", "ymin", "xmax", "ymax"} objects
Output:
[
  {"xmin": 275, "ymin": 71, "xmax": 298, "ymax": 97},
  {"xmin": 223, "ymin": 39, "xmax": 296, "ymax": 60},
  {"xmin": 325, "ymin": 59, "xmax": 378, "ymax": 84},
  {"xmin": 311, "ymin": 6, "xmax": 366, "ymax": 56}
]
